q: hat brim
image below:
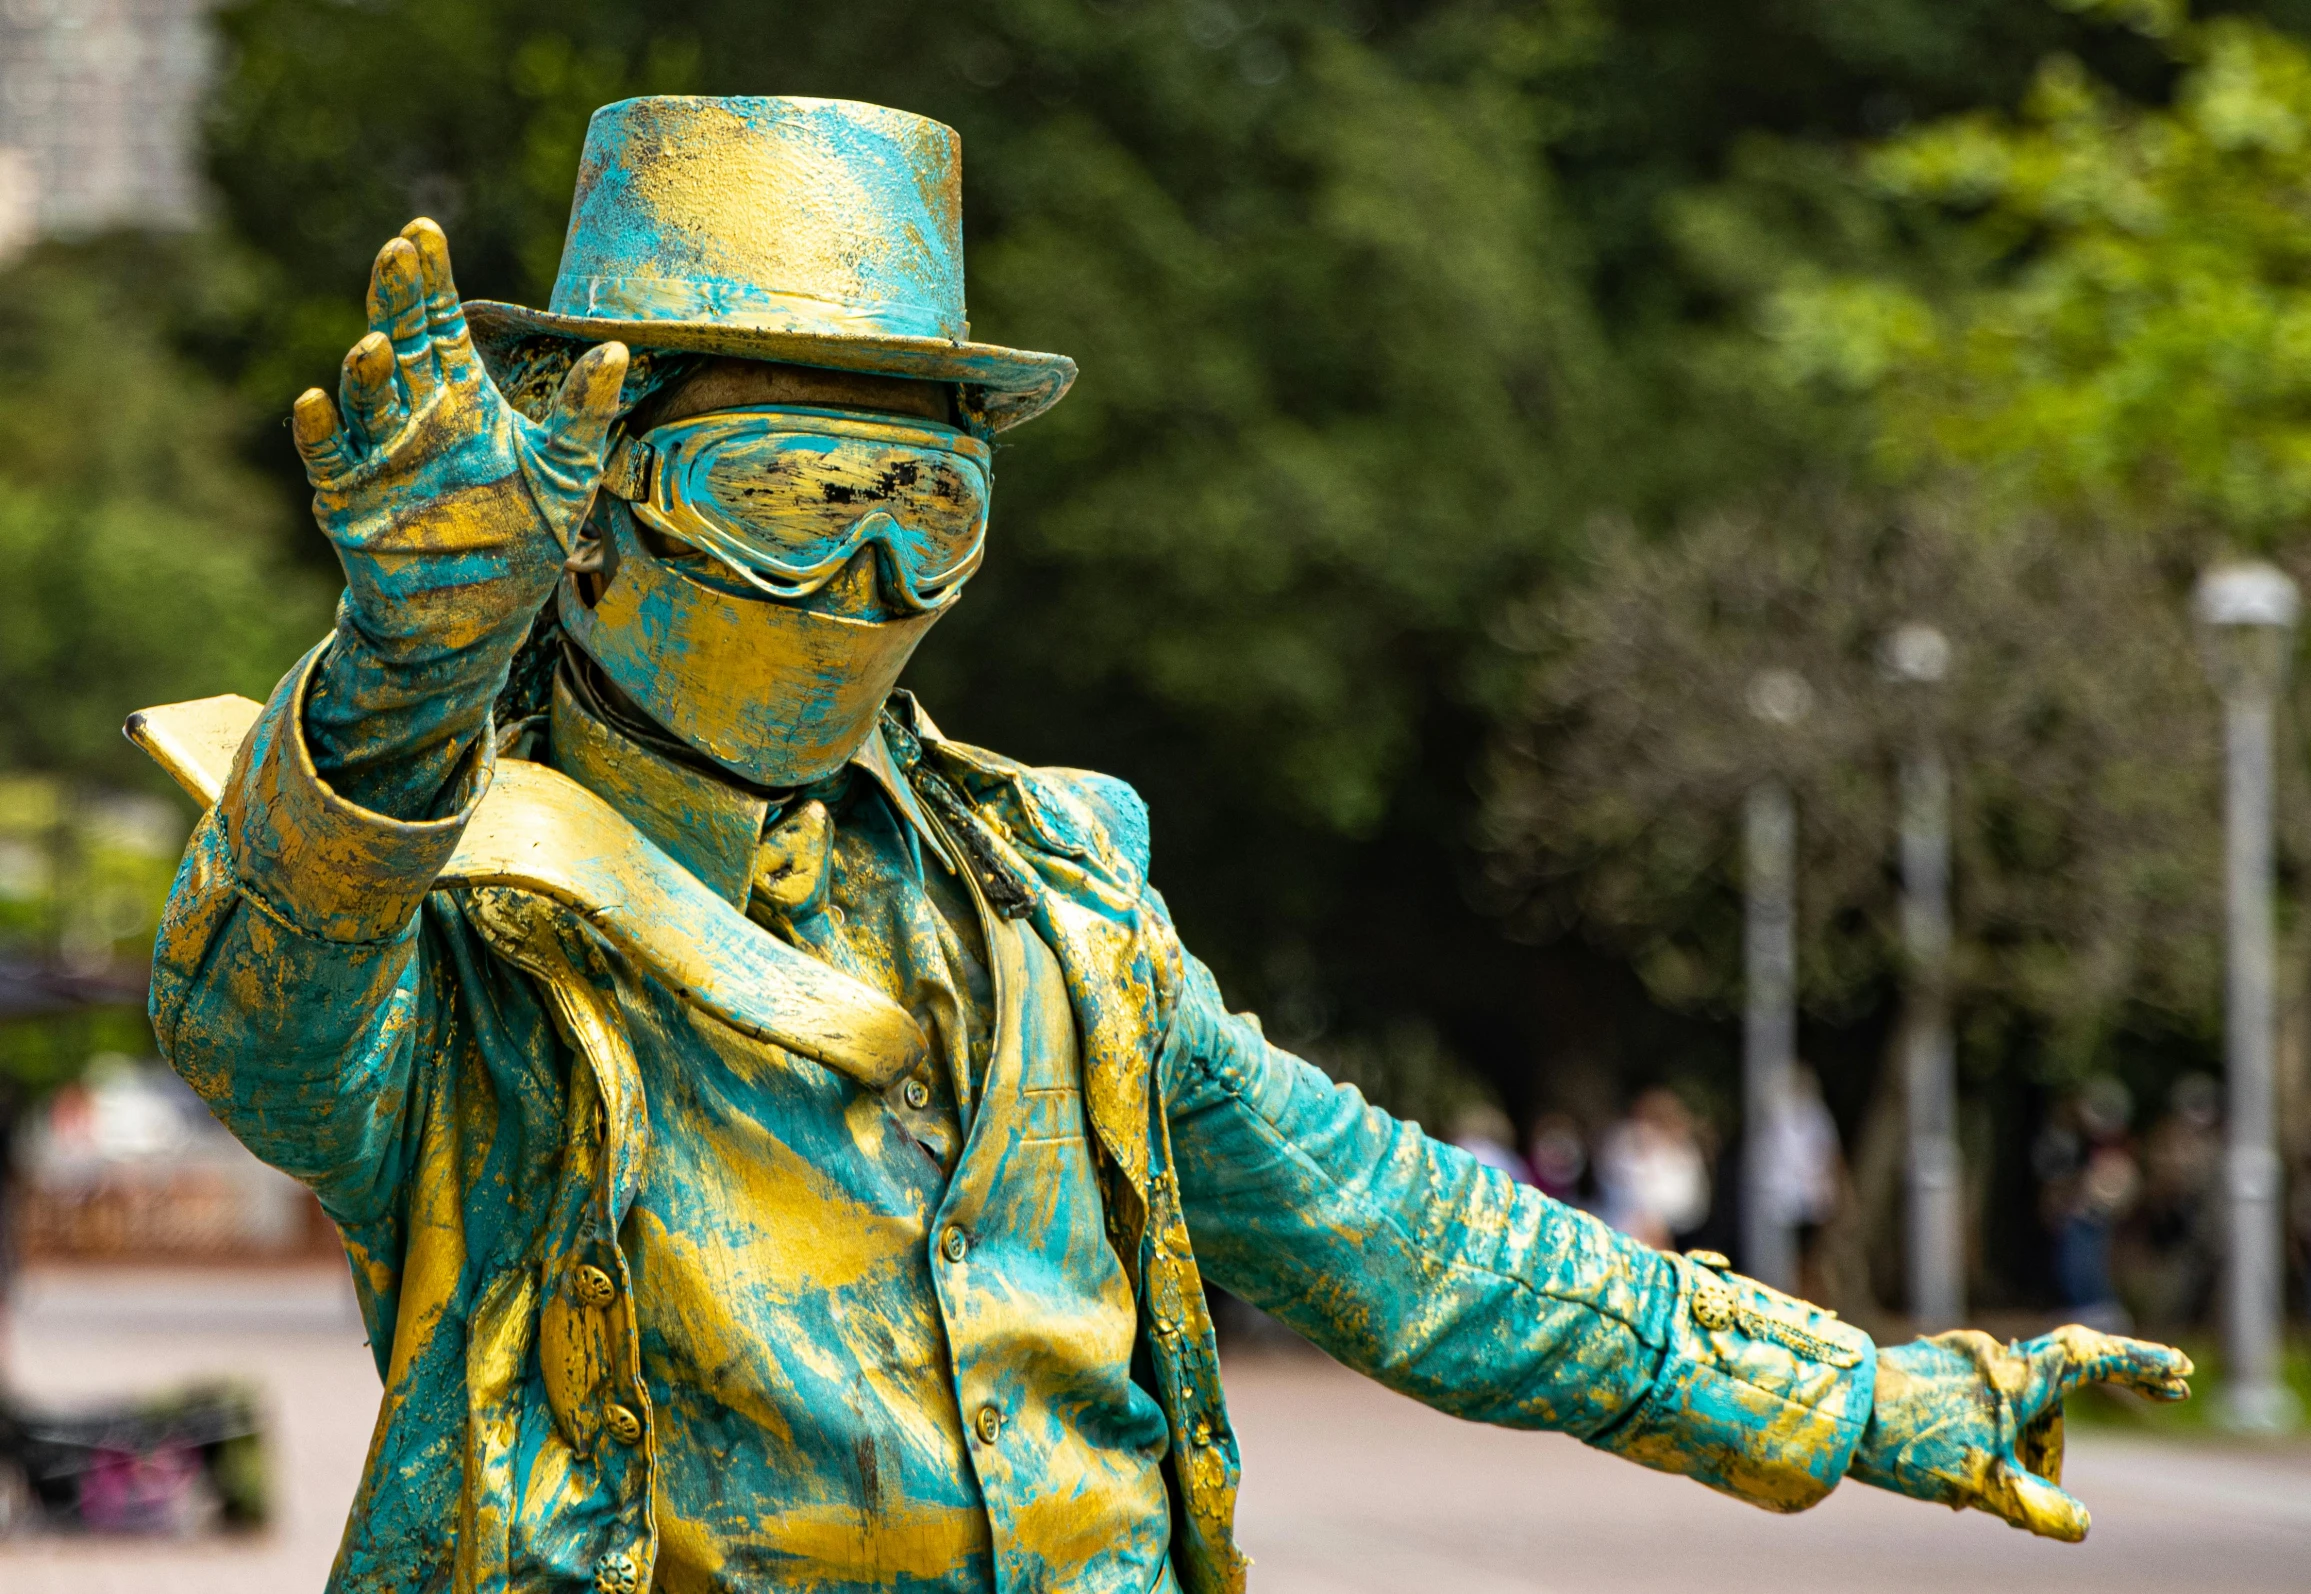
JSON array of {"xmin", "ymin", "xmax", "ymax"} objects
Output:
[{"xmin": 464, "ymin": 301, "xmax": 1076, "ymax": 432}]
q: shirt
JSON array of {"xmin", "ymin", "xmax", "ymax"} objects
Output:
[{"xmin": 547, "ymin": 669, "xmax": 1172, "ymax": 1590}]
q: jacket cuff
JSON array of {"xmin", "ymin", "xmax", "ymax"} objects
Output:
[
  {"xmin": 219, "ymin": 638, "xmax": 492, "ymax": 943},
  {"xmin": 1590, "ymin": 1255, "xmax": 1877, "ymax": 1512}
]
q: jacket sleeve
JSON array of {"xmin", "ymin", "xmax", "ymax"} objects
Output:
[
  {"xmin": 147, "ymin": 630, "xmax": 492, "ymax": 1232},
  {"xmin": 1159, "ymin": 947, "xmax": 1877, "ymax": 1513}
]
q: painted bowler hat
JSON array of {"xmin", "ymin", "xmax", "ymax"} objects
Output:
[{"xmin": 465, "ymin": 96, "xmax": 1075, "ymax": 430}]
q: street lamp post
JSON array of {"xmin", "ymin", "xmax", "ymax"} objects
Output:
[
  {"xmin": 1743, "ymin": 668, "xmax": 1812, "ymax": 1292},
  {"xmin": 2195, "ymin": 562, "xmax": 2301, "ymax": 1435},
  {"xmin": 1885, "ymin": 623, "xmax": 1962, "ymax": 1331}
]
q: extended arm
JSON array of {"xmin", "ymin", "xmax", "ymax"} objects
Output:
[
  {"xmin": 1159, "ymin": 951, "xmax": 1873, "ymax": 1512},
  {"xmin": 1158, "ymin": 942, "xmax": 2191, "ymax": 1535}
]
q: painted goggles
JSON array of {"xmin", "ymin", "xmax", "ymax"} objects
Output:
[{"xmin": 602, "ymin": 406, "xmax": 992, "ymax": 612}]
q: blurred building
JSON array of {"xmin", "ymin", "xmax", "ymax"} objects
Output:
[
  {"xmin": 14, "ymin": 1055, "xmax": 330, "ymax": 1261},
  {"xmin": 0, "ymin": 0, "xmax": 216, "ymax": 259}
]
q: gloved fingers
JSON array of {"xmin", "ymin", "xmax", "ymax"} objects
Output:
[
  {"xmin": 539, "ymin": 340, "xmax": 631, "ymax": 467},
  {"xmin": 291, "ymin": 387, "xmax": 355, "ymax": 479},
  {"xmin": 399, "ymin": 217, "xmax": 477, "ymax": 391},
  {"xmin": 2025, "ymin": 1325, "xmax": 2194, "ymax": 1409},
  {"xmin": 1981, "ymin": 1458, "xmax": 2091, "ymax": 1542},
  {"xmin": 339, "ymin": 331, "xmax": 403, "ymax": 448},
  {"xmin": 367, "ymin": 236, "xmax": 433, "ymax": 411}
]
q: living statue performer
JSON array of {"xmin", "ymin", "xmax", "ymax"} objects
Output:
[{"xmin": 132, "ymin": 98, "xmax": 2190, "ymax": 1594}]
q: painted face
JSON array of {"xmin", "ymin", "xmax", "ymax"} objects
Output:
[{"xmin": 562, "ymin": 402, "xmax": 989, "ymax": 788}]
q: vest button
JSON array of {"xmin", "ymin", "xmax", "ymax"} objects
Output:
[
  {"xmin": 903, "ymin": 1077, "xmax": 932, "ymax": 1110},
  {"xmin": 605, "ymin": 1403, "xmax": 642, "ymax": 1445},
  {"xmin": 974, "ymin": 1404, "xmax": 1003, "ymax": 1444},
  {"xmin": 573, "ymin": 1265, "xmax": 617, "ymax": 1308},
  {"xmin": 941, "ymin": 1226, "xmax": 969, "ymax": 1264},
  {"xmin": 593, "ymin": 1550, "xmax": 638, "ymax": 1593}
]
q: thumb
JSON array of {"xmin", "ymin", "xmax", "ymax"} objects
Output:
[
  {"xmin": 540, "ymin": 340, "xmax": 631, "ymax": 468},
  {"xmin": 1983, "ymin": 1459, "xmax": 2091, "ymax": 1542}
]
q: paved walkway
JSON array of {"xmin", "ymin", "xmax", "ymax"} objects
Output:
[
  {"xmin": 1, "ymin": 1267, "xmax": 2304, "ymax": 1591},
  {"xmin": 1225, "ymin": 1353, "xmax": 2311, "ymax": 1594}
]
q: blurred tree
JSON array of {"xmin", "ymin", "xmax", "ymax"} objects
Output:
[
  {"xmin": 204, "ymin": 0, "xmax": 1624, "ymax": 1081},
  {"xmin": 1485, "ymin": 491, "xmax": 2239, "ymax": 1044},
  {"xmin": 1481, "ymin": 1, "xmax": 2311, "ymax": 1306},
  {"xmin": 189, "ymin": 0, "xmax": 2311, "ymax": 1133},
  {"xmin": 1607, "ymin": 3, "xmax": 2311, "ymax": 1061},
  {"xmin": 1752, "ymin": 8, "xmax": 2311, "ymax": 543},
  {"xmin": 1478, "ymin": 484, "xmax": 2262, "ymax": 1303},
  {"xmin": 0, "ymin": 238, "xmax": 329, "ymax": 787},
  {"xmin": 0, "ymin": 236, "xmax": 326, "ymax": 1094}
]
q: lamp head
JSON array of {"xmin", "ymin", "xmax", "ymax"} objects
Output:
[{"xmin": 2196, "ymin": 561, "xmax": 2299, "ymax": 699}]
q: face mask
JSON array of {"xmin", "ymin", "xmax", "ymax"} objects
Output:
[
  {"xmin": 607, "ymin": 406, "xmax": 990, "ymax": 612},
  {"xmin": 563, "ymin": 406, "xmax": 986, "ymax": 787}
]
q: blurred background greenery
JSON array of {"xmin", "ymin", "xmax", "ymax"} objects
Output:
[{"xmin": 8, "ymin": 0, "xmax": 2311, "ymax": 1324}]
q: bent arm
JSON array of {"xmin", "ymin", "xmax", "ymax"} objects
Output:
[
  {"xmin": 149, "ymin": 639, "xmax": 490, "ymax": 1227},
  {"xmin": 1161, "ymin": 952, "xmax": 1876, "ymax": 1512}
]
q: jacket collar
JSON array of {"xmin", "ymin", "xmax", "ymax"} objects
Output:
[{"xmin": 547, "ymin": 671, "xmax": 950, "ymax": 911}]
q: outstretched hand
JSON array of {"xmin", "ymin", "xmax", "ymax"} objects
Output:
[
  {"xmin": 1850, "ymin": 1324, "xmax": 2191, "ymax": 1541},
  {"xmin": 290, "ymin": 218, "xmax": 628, "ymax": 655}
]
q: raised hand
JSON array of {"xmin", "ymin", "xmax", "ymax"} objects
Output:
[
  {"xmin": 1849, "ymin": 1323, "xmax": 2191, "ymax": 1540},
  {"xmin": 290, "ymin": 218, "xmax": 627, "ymax": 660}
]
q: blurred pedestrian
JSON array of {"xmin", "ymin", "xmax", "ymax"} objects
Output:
[
  {"xmin": 1526, "ymin": 1111, "xmax": 1590, "ymax": 1207},
  {"xmin": 2289, "ymin": 1155, "xmax": 2311, "ymax": 1323},
  {"xmin": 2123, "ymin": 1072, "xmax": 2222, "ymax": 1330},
  {"xmin": 1448, "ymin": 1102, "xmax": 1532, "ymax": 1185},
  {"xmin": 1598, "ymin": 1087, "xmax": 1711, "ymax": 1249},
  {"xmin": 1756, "ymin": 1063, "xmax": 1843, "ymax": 1235},
  {"xmin": 1754, "ymin": 1063, "xmax": 1844, "ymax": 1293},
  {"xmin": 2036, "ymin": 1076, "xmax": 2139, "ymax": 1332},
  {"xmin": 0, "ymin": 1075, "xmax": 17, "ymax": 1385}
]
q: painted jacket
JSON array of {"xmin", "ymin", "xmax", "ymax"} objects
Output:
[{"xmin": 149, "ymin": 642, "xmax": 1879, "ymax": 1594}]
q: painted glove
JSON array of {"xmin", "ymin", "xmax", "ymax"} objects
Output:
[
  {"xmin": 1848, "ymin": 1324, "xmax": 2191, "ymax": 1540},
  {"xmin": 290, "ymin": 217, "xmax": 628, "ymax": 665}
]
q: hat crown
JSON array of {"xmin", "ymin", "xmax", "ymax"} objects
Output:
[{"xmin": 548, "ymin": 97, "xmax": 968, "ymax": 343}]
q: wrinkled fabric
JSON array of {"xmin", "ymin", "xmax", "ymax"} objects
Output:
[{"xmin": 150, "ymin": 620, "xmax": 1879, "ymax": 1594}]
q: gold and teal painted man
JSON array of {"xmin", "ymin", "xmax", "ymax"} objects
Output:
[{"xmin": 134, "ymin": 97, "xmax": 2191, "ymax": 1594}]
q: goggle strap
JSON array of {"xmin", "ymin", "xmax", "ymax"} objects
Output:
[{"xmin": 601, "ymin": 434, "xmax": 655, "ymax": 504}]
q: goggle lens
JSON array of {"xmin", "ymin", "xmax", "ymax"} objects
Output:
[{"xmin": 609, "ymin": 407, "xmax": 992, "ymax": 611}]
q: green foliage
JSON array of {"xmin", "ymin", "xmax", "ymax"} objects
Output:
[
  {"xmin": 176, "ymin": 0, "xmax": 2311, "ymax": 1147},
  {"xmin": 0, "ymin": 238, "xmax": 330, "ymax": 785},
  {"xmin": 203, "ymin": 0, "xmax": 1626, "ymax": 1040},
  {"xmin": 207, "ymin": 0, "xmax": 1609, "ymax": 831},
  {"xmin": 0, "ymin": 238, "xmax": 321, "ymax": 1088},
  {"xmin": 1766, "ymin": 13, "xmax": 2311, "ymax": 544},
  {"xmin": 1486, "ymin": 7, "xmax": 2311, "ymax": 1120},
  {"xmin": 1485, "ymin": 490, "xmax": 2236, "ymax": 1077}
]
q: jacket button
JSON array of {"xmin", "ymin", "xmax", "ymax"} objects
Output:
[
  {"xmin": 974, "ymin": 1405, "xmax": 1003, "ymax": 1444},
  {"xmin": 941, "ymin": 1226, "xmax": 969, "ymax": 1264},
  {"xmin": 593, "ymin": 1550, "xmax": 638, "ymax": 1593},
  {"xmin": 903, "ymin": 1077, "xmax": 932, "ymax": 1110},
  {"xmin": 605, "ymin": 1403, "xmax": 642, "ymax": 1445},
  {"xmin": 573, "ymin": 1265, "xmax": 617, "ymax": 1308},
  {"xmin": 1692, "ymin": 1284, "xmax": 1737, "ymax": 1332}
]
